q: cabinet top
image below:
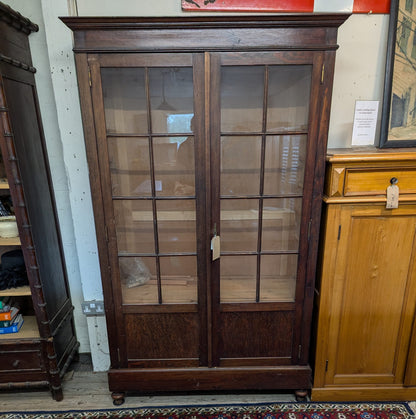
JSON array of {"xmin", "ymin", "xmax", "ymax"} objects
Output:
[
  {"xmin": 61, "ymin": 14, "xmax": 350, "ymax": 53},
  {"xmin": 61, "ymin": 14, "xmax": 350, "ymax": 31},
  {"xmin": 325, "ymin": 147, "xmax": 416, "ymax": 203},
  {"xmin": 0, "ymin": 2, "xmax": 38, "ymax": 34},
  {"xmin": 327, "ymin": 147, "xmax": 416, "ymax": 164}
]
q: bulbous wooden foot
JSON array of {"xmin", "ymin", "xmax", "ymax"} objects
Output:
[
  {"xmin": 112, "ymin": 392, "xmax": 125, "ymax": 406},
  {"xmin": 295, "ymin": 389, "xmax": 308, "ymax": 402}
]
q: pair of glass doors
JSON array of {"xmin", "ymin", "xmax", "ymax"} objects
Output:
[{"xmin": 89, "ymin": 50, "xmax": 319, "ymax": 321}]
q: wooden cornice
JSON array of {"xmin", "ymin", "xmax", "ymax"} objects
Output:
[
  {"xmin": 0, "ymin": 1, "xmax": 38, "ymax": 34},
  {"xmin": 60, "ymin": 14, "xmax": 350, "ymax": 31}
]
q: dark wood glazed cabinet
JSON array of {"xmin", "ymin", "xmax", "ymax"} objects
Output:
[
  {"xmin": 0, "ymin": 3, "xmax": 78, "ymax": 400},
  {"xmin": 62, "ymin": 15, "xmax": 348, "ymax": 403}
]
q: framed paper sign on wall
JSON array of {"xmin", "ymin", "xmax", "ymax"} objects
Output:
[{"xmin": 380, "ymin": 0, "xmax": 416, "ymax": 148}]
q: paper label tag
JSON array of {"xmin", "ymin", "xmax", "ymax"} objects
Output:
[
  {"xmin": 386, "ymin": 184, "xmax": 399, "ymax": 209},
  {"xmin": 211, "ymin": 235, "xmax": 220, "ymax": 261}
]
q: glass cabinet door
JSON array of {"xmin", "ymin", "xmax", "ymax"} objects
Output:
[
  {"xmin": 89, "ymin": 50, "xmax": 322, "ymax": 367},
  {"xmin": 209, "ymin": 51, "xmax": 321, "ymax": 366},
  {"xmin": 99, "ymin": 57, "xmax": 200, "ymax": 306},
  {"xmin": 216, "ymin": 58, "xmax": 312, "ymax": 304}
]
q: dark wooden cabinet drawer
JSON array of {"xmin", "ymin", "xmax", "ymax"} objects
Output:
[{"xmin": 0, "ymin": 350, "xmax": 42, "ymax": 372}]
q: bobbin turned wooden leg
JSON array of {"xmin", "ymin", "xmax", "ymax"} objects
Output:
[
  {"xmin": 295, "ymin": 389, "xmax": 308, "ymax": 402},
  {"xmin": 51, "ymin": 385, "xmax": 64, "ymax": 402},
  {"xmin": 112, "ymin": 392, "xmax": 125, "ymax": 406}
]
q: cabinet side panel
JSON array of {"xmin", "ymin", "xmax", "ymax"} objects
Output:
[
  {"xmin": 0, "ymin": 21, "xmax": 32, "ymax": 67},
  {"xmin": 2, "ymin": 78, "xmax": 69, "ymax": 320}
]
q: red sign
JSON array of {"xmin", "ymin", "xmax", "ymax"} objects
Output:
[
  {"xmin": 182, "ymin": 0, "xmax": 391, "ymax": 13},
  {"xmin": 182, "ymin": 0, "xmax": 314, "ymax": 12},
  {"xmin": 353, "ymin": 0, "xmax": 390, "ymax": 13}
]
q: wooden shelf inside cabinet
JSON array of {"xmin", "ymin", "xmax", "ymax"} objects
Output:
[
  {"xmin": 0, "ymin": 181, "xmax": 9, "ymax": 189},
  {"xmin": 0, "ymin": 285, "xmax": 31, "ymax": 297},
  {"xmin": 0, "ymin": 236, "xmax": 20, "ymax": 246},
  {"xmin": 132, "ymin": 209, "xmax": 294, "ymax": 222},
  {"xmin": 0, "ymin": 316, "xmax": 39, "ymax": 340}
]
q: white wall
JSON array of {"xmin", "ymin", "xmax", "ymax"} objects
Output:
[
  {"xmin": 329, "ymin": 14, "xmax": 390, "ymax": 147},
  {"xmin": 4, "ymin": 0, "xmax": 391, "ymax": 371}
]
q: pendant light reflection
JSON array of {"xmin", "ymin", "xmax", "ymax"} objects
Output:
[{"xmin": 157, "ymin": 69, "xmax": 176, "ymax": 111}]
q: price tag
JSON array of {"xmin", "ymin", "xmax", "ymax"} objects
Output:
[
  {"xmin": 386, "ymin": 184, "xmax": 399, "ymax": 209},
  {"xmin": 211, "ymin": 235, "xmax": 220, "ymax": 261}
]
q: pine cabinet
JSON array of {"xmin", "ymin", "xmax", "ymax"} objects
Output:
[
  {"xmin": 312, "ymin": 149, "xmax": 416, "ymax": 401},
  {"xmin": 0, "ymin": 2, "xmax": 78, "ymax": 400},
  {"xmin": 62, "ymin": 15, "xmax": 348, "ymax": 403}
]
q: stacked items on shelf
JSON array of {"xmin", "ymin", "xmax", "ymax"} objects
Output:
[
  {"xmin": 0, "ymin": 296, "xmax": 23, "ymax": 334},
  {"xmin": 0, "ymin": 195, "xmax": 18, "ymax": 239},
  {"xmin": 0, "ymin": 196, "xmax": 12, "ymax": 216},
  {"xmin": 0, "ymin": 249, "xmax": 28, "ymax": 291}
]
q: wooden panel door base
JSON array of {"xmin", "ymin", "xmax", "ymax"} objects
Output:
[
  {"xmin": 312, "ymin": 386, "xmax": 416, "ymax": 402},
  {"xmin": 109, "ymin": 366, "xmax": 312, "ymax": 392}
]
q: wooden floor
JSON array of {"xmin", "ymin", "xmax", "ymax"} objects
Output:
[
  {"xmin": 0, "ymin": 355, "xmax": 297, "ymax": 412},
  {"xmin": 1, "ymin": 356, "xmax": 415, "ymax": 413}
]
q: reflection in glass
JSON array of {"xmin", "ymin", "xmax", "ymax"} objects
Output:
[
  {"xmin": 260, "ymin": 255, "xmax": 298, "ymax": 302},
  {"xmin": 120, "ymin": 257, "xmax": 158, "ymax": 304},
  {"xmin": 221, "ymin": 136, "xmax": 261, "ymax": 196},
  {"xmin": 157, "ymin": 200, "xmax": 196, "ymax": 253},
  {"xmin": 102, "ymin": 68, "xmax": 148, "ymax": 134},
  {"xmin": 108, "ymin": 137, "xmax": 151, "ymax": 197},
  {"xmin": 267, "ymin": 65, "xmax": 311, "ymax": 132},
  {"xmin": 221, "ymin": 66, "xmax": 264, "ymax": 132},
  {"xmin": 153, "ymin": 137, "xmax": 195, "ymax": 197},
  {"xmin": 149, "ymin": 68, "xmax": 194, "ymax": 134},
  {"xmin": 221, "ymin": 199, "xmax": 259, "ymax": 252},
  {"xmin": 114, "ymin": 200, "xmax": 155, "ymax": 254},
  {"xmin": 262, "ymin": 198, "xmax": 302, "ymax": 252},
  {"xmin": 160, "ymin": 256, "xmax": 197, "ymax": 303},
  {"xmin": 220, "ymin": 255, "xmax": 257, "ymax": 302},
  {"xmin": 264, "ymin": 135, "xmax": 307, "ymax": 196}
]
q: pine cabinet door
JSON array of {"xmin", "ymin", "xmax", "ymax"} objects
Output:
[{"xmin": 322, "ymin": 204, "xmax": 416, "ymax": 386}]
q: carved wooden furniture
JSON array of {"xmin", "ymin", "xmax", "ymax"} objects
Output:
[
  {"xmin": 312, "ymin": 149, "xmax": 416, "ymax": 401},
  {"xmin": 0, "ymin": 2, "xmax": 78, "ymax": 400},
  {"xmin": 62, "ymin": 15, "xmax": 348, "ymax": 404}
]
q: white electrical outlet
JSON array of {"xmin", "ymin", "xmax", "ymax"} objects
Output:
[{"xmin": 81, "ymin": 301, "xmax": 105, "ymax": 316}]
